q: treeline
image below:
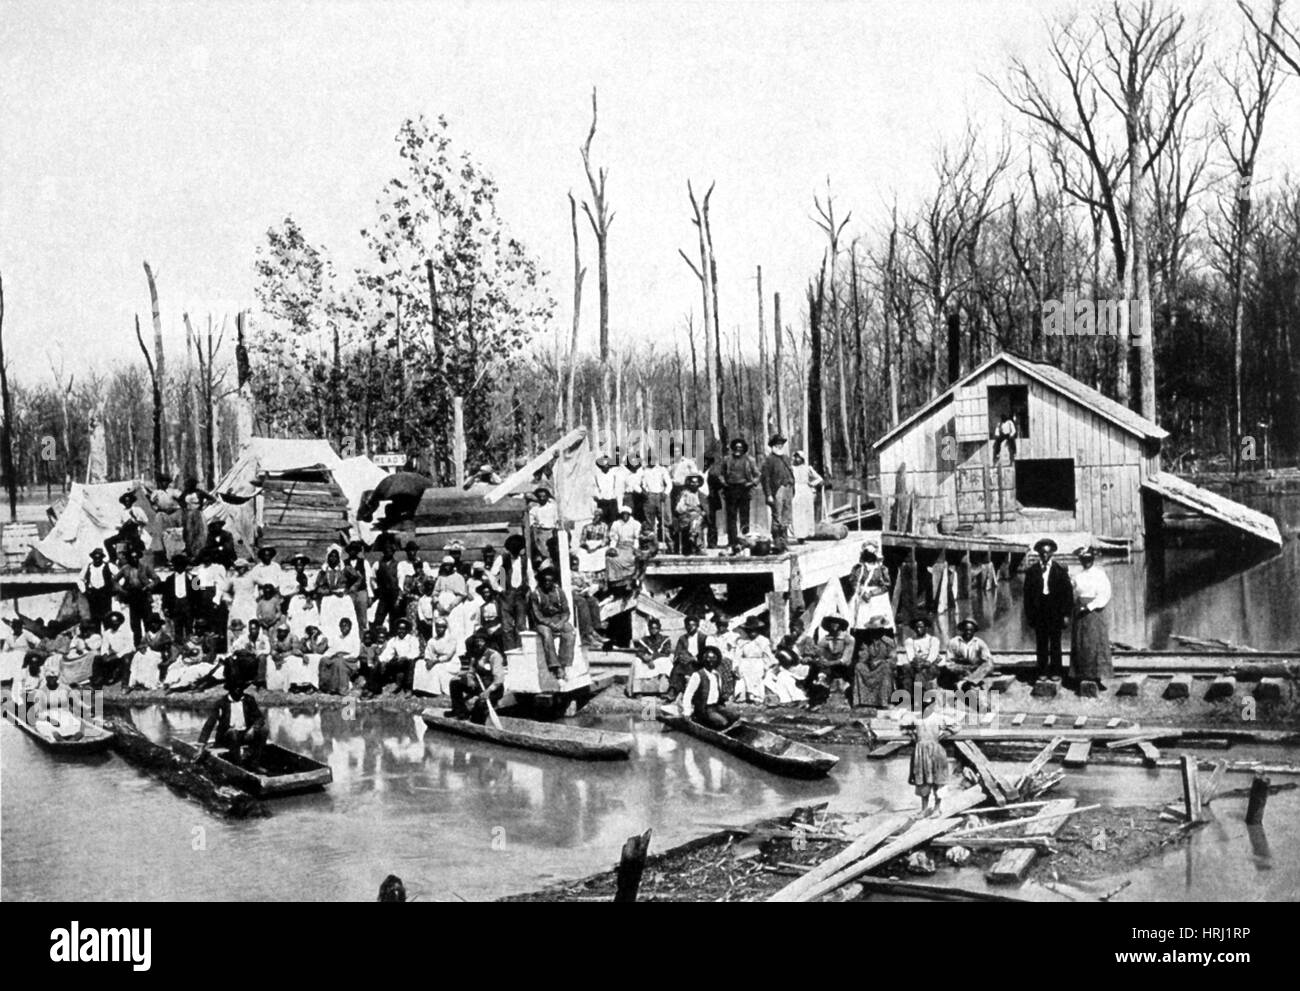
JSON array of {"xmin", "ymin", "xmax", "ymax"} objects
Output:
[{"xmin": 3, "ymin": 1, "xmax": 1300, "ymax": 506}]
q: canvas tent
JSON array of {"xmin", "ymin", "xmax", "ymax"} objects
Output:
[
  {"xmin": 28, "ymin": 480, "xmax": 153, "ymax": 571},
  {"xmin": 209, "ymin": 438, "xmax": 383, "ymax": 561}
]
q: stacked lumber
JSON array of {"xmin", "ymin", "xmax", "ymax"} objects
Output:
[
  {"xmin": 377, "ymin": 489, "xmax": 522, "ymax": 555},
  {"xmin": 260, "ymin": 477, "xmax": 350, "ymax": 562},
  {"xmin": 1, "ymin": 522, "xmax": 40, "ymax": 570}
]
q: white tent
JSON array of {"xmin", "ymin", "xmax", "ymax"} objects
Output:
[
  {"xmin": 29, "ymin": 480, "xmax": 139, "ymax": 571},
  {"xmin": 332, "ymin": 455, "xmax": 390, "ymax": 544}
]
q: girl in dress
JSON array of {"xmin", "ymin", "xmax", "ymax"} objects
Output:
[
  {"xmin": 224, "ymin": 558, "xmax": 260, "ymax": 646},
  {"xmin": 287, "ymin": 574, "xmax": 320, "ymax": 639},
  {"xmin": 904, "ymin": 698, "xmax": 960, "ymax": 816},
  {"xmin": 790, "ymin": 450, "xmax": 824, "ymax": 540}
]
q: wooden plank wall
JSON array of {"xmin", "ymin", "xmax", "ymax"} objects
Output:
[{"xmin": 876, "ymin": 363, "xmax": 1146, "ymax": 540}]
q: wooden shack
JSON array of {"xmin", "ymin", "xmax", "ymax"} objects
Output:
[{"xmin": 873, "ymin": 352, "xmax": 1280, "ymax": 552}]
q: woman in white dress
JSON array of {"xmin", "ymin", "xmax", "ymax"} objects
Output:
[
  {"xmin": 224, "ymin": 558, "xmax": 260, "ymax": 645},
  {"xmin": 287, "ymin": 579, "xmax": 320, "ymax": 639},
  {"xmin": 790, "ymin": 450, "xmax": 824, "ymax": 540},
  {"xmin": 315, "ymin": 549, "xmax": 359, "ymax": 642},
  {"xmin": 413, "ymin": 617, "xmax": 460, "ymax": 696},
  {"xmin": 731, "ymin": 616, "xmax": 775, "ymax": 703},
  {"xmin": 850, "ymin": 546, "xmax": 894, "ymax": 632}
]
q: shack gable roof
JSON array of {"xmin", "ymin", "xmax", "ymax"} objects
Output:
[{"xmin": 872, "ymin": 352, "xmax": 1169, "ymax": 451}]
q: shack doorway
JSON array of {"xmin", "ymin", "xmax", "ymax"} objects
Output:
[{"xmin": 1015, "ymin": 458, "xmax": 1075, "ymax": 512}]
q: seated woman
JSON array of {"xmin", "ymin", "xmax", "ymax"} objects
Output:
[
  {"xmin": 767, "ymin": 646, "xmax": 808, "ymax": 704},
  {"xmin": 413, "ymin": 617, "xmax": 459, "ymax": 697},
  {"xmin": 287, "ymin": 624, "xmax": 328, "ymax": 693},
  {"xmin": 128, "ymin": 615, "xmax": 172, "ymax": 691},
  {"xmin": 852, "ymin": 625, "xmax": 898, "ymax": 709},
  {"xmin": 61, "ymin": 620, "xmax": 103, "ymax": 688},
  {"xmin": 319, "ymin": 617, "xmax": 361, "ymax": 695},
  {"xmin": 266, "ymin": 622, "xmax": 299, "ymax": 693},
  {"xmin": 941, "ymin": 617, "xmax": 994, "ymax": 690},
  {"xmin": 730, "ymin": 616, "xmax": 775, "ymax": 704},
  {"xmin": 92, "ymin": 611, "xmax": 136, "ymax": 688},
  {"xmin": 673, "ymin": 474, "xmax": 708, "ymax": 555},
  {"xmin": 576, "ymin": 510, "xmax": 609, "ymax": 585},
  {"xmin": 631, "ymin": 618, "xmax": 674, "ymax": 685},
  {"xmin": 30, "ymin": 671, "xmax": 84, "ymax": 740}
]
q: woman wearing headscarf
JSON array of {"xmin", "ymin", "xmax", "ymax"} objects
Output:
[
  {"xmin": 790, "ymin": 450, "xmax": 824, "ymax": 540},
  {"xmin": 315, "ymin": 547, "xmax": 359, "ymax": 639},
  {"xmin": 414, "ymin": 616, "xmax": 459, "ymax": 697},
  {"xmin": 850, "ymin": 545, "xmax": 894, "ymax": 633}
]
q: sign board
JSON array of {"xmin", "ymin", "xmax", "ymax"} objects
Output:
[{"xmin": 374, "ymin": 453, "xmax": 407, "ymax": 468}]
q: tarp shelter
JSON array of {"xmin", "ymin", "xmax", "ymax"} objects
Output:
[
  {"xmin": 208, "ymin": 438, "xmax": 370, "ymax": 562},
  {"xmin": 28, "ymin": 480, "xmax": 153, "ymax": 571},
  {"xmin": 333, "ymin": 455, "xmax": 390, "ymax": 545}
]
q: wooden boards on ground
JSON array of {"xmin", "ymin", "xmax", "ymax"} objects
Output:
[{"xmin": 985, "ymin": 798, "xmax": 1078, "ymax": 885}]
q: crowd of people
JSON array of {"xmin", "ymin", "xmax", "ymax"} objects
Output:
[{"xmin": 1, "ymin": 521, "xmax": 589, "ymax": 718}]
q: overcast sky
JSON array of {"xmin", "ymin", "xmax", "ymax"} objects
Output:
[{"xmin": 3, "ymin": 0, "xmax": 1298, "ymax": 378}]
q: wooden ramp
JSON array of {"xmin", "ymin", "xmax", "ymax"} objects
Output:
[{"xmin": 1143, "ymin": 472, "xmax": 1282, "ymax": 549}]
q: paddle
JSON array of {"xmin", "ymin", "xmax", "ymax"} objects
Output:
[{"xmin": 474, "ymin": 671, "xmax": 504, "ymax": 731}]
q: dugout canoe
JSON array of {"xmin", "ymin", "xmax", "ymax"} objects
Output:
[
  {"xmin": 658, "ymin": 712, "xmax": 839, "ymax": 778},
  {"xmin": 170, "ymin": 739, "xmax": 333, "ymax": 796},
  {"xmin": 1, "ymin": 703, "xmax": 115, "ymax": 755},
  {"xmin": 421, "ymin": 709, "xmax": 634, "ymax": 760}
]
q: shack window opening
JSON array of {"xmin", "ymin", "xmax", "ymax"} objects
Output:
[
  {"xmin": 1015, "ymin": 458, "xmax": 1075, "ymax": 512},
  {"xmin": 987, "ymin": 385, "xmax": 1029, "ymax": 439}
]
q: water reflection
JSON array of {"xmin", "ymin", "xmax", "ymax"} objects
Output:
[{"xmin": 939, "ymin": 540, "xmax": 1298, "ymax": 652}]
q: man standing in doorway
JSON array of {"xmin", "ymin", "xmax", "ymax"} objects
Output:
[{"xmin": 1023, "ymin": 538, "xmax": 1072, "ymax": 681}]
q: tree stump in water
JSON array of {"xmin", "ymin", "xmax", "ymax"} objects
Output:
[{"xmin": 613, "ymin": 829, "xmax": 653, "ymax": 903}]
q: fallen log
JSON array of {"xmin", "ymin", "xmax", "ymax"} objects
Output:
[
  {"xmin": 764, "ymin": 812, "xmax": 910, "ymax": 903},
  {"xmin": 105, "ymin": 717, "xmax": 268, "ymax": 818}
]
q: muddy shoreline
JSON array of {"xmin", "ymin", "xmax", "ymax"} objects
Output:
[{"xmin": 501, "ymin": 804, "xmax": 1195, "ymax": 902}]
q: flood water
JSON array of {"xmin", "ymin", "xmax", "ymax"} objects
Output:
[{"xmin": 3, "ymin": 705, "xmax": 1296, "ymax": 901}]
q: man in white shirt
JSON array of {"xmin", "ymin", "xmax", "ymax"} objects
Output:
[
  {"xmin": 93, "ymin": 610, "xmax": 137, "ymax": 688},
  {"xmin": 640, "ymin": 455, "xmax": 672, "ymax": 542},
  {"xmin": 592, "ymin": 455, "xmax": 623, "ymax": 525},
  {"xmin": 528, "ymin": 487, "xmax": 560, "ymax": 567},
  {"xmin": 902, "ymin": 616, "xmax": 941, "ymax": 695},
  {"xmin": 617, "ymin": 454, "xmax": 644, "ymax": 522},
  {"xmin": 377, "ymin": 617, "xmax": 422, "ymax": 694}
]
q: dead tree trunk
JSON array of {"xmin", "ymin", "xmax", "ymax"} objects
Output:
[
  {"xmin": 567, "ymin": 192, "xmax": 586, "ymax": 430},
  {"xmin": 756, "ymin": 266, "xmax": 771, "ymax": 442},
  {"xmin": 135, "ymin": 315, "xmax": 163, "ymax": 484},
  {"xmin": 807, "ymin": 263, "xmax": 827, "ymax": 477},
  {"xmin": 0, "ymin": 270, "xmax": 16, "ymax": 521},
  {"xmin": 581, "ymin": 88, "xmax": 613, "ymax": 364},
  {"xmin": 680, "ymin": 181, "xmax": 721, "ymax": 443},
  {"xmin": 773, "ymin": 291, "xmax": 784, "ymax": 436},
  {"xmin": 143, "ymin": 261, "xmax": 167, "ymax": 479}
]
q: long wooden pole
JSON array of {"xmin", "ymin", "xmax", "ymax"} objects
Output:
[{"xmin": 0, "ymin": 270, "xmax": 16, "ymax": 522}]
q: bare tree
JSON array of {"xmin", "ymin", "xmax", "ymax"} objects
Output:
[
  {"xmin": 566, "ymin": 192, "xmax": 586, "ymax": 430},
  {"xmin": 813, "ymin": 181, "xmax": 852, "ymax": 474},
  {"xmin": 0, "ymin": 270, "xmax": 15, "ymax": 520},
  {"xmin": 1239, "ymin": 0, "xmax": 1300, "ymax": 75},
  {"xmin": 679, "ymin": 180, "xmax": 721, "ymax": 441},
  {"xmin": 581, "ymin": 87, "xmax": 614, "ymax": 363},
  {"xmin": 1215, "ymin": 0, "xmax": 1286, "ymax": 468},
  {"xmin": 142, "ymin": 261, "xmax": 167, "ymax": 481}
]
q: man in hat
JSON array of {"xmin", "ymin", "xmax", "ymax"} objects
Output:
[
  {"xmin": 226, "ymin": 617, "xmax": 271, "ymax": 688},
  {"xmin": 528, "ymin": 565, "xmax": 576, "ymax": 678},
  {"xmin": 680, "ymin": 645, "xmax": 738, "ymax": 729},
  {"xmin": 760, "ymin": 434, "xmax": 796, "ymax": 546},
  {"xmin": 195, "ymin": 669, "xmax": 268, "ymax": 766},
  {"xmin": 115, "ymin": 545, "xmax": 158, "ymax": 643},
  {"xmin": 528, "ymin": 487, "xmax": 560, "ymax": 567},
  {"xmin": 79, "ymin": 547, "xmax": 116, "ymax": 628},
  {"xmin": 903, "ymin": 616, "xmax": 941, "ymax": 695},
  {"xmin": 592, "ymin": 453, "xmax": 623, "ymax": 525},
  {"xmin": 667, "ymin": 613, "xmax": 711, "ymax": 701},
  {"xmin": 343, "ymin": 540, "xmax": 371, "ymax": 636},
  {"xmin": 719, "ymin": 437, "xmax": 759, "ymax": 554},
  {"xmin": 494, "ymin": 534, "xmax": 529, "ymax": 650},
  {"xmin": 805, "ymin": 615, "xmax": 854, "ymax": 706},
  {"xmin": 203, "ymin": 518, "xmax": 236, "ymax": 567},
  {"xmin": 463, "ymin": 463, "xmax": 500, "ymax": 491},
  {"xmin": 162, "ymin": 553, "xmax": 199, "ymax": 641},
  {"xmin": 372, "ymin": 539, "xmax": 402, "ymax": 634},
  {"xmin": 449, "ymin": 633, "xmax": 506, "ymax": 723},
  {"xmin": 93, "ymin": 610, "xmax": 136, "ymax": 688},
  {"xmin": 1069, "ymin": 547, "xmax": 1112, "ymax": 693},
  {"xmin": 1023, "ymin": 538, "xmax": 1072, "ymax": 681},
  {"xmin": 248, "ymin": 545, "xmax": 285, "ymax": 595},
  {"xmin": 109, "ymin": 490, "xmax": 150, "ymax": 563},
  {"xmin": 942, "ymin": 617, "xmax": 994, "ymax": 689}
]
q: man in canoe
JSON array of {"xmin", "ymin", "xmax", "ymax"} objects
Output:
[
  {"xmin": 681, "ymin": 645, "xmax": 738, "ymax": 730},
  {"xmin": 448, "ymin": 633, "xmax": 506, "ymax": 724},
  {"xmin": 194, "ymin": 670, "xmax": 268, "ymax": 766}
]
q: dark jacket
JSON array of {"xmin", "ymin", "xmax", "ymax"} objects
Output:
[
  {"xmin": 198, "ymin": 693, "xmax": 265, "ymax": 743},
  {"xmin": 1023, "ymin": 560, "xmax": 1073, "ymax": 630},
  {"xmin": 760, "ymin": 453, "xmax": 795, "ymax": 497},
  {"xmin": 161, "ymin": 571, "xmax": 200, "ymax": 615},
  {"xmin": 719, "ymin": 453, "xmax": 759, "ymax": 488}
]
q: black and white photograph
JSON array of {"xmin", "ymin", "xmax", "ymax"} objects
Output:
[{"xmin": 1, "ymin": 0, "xmax": 1298, "ymax": 942}]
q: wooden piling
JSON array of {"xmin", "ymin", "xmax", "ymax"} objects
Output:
[
  {"xmin": 613, "ymin": 829, "xmax": 653, "ymax": 903},
  {"xmin": 1246, "ymin": 775, "xmax": 1270, "ymax": 826},
  {"xmin": 1180, "ymin": 754, "xmax": 1202, "ymax": 822}
]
